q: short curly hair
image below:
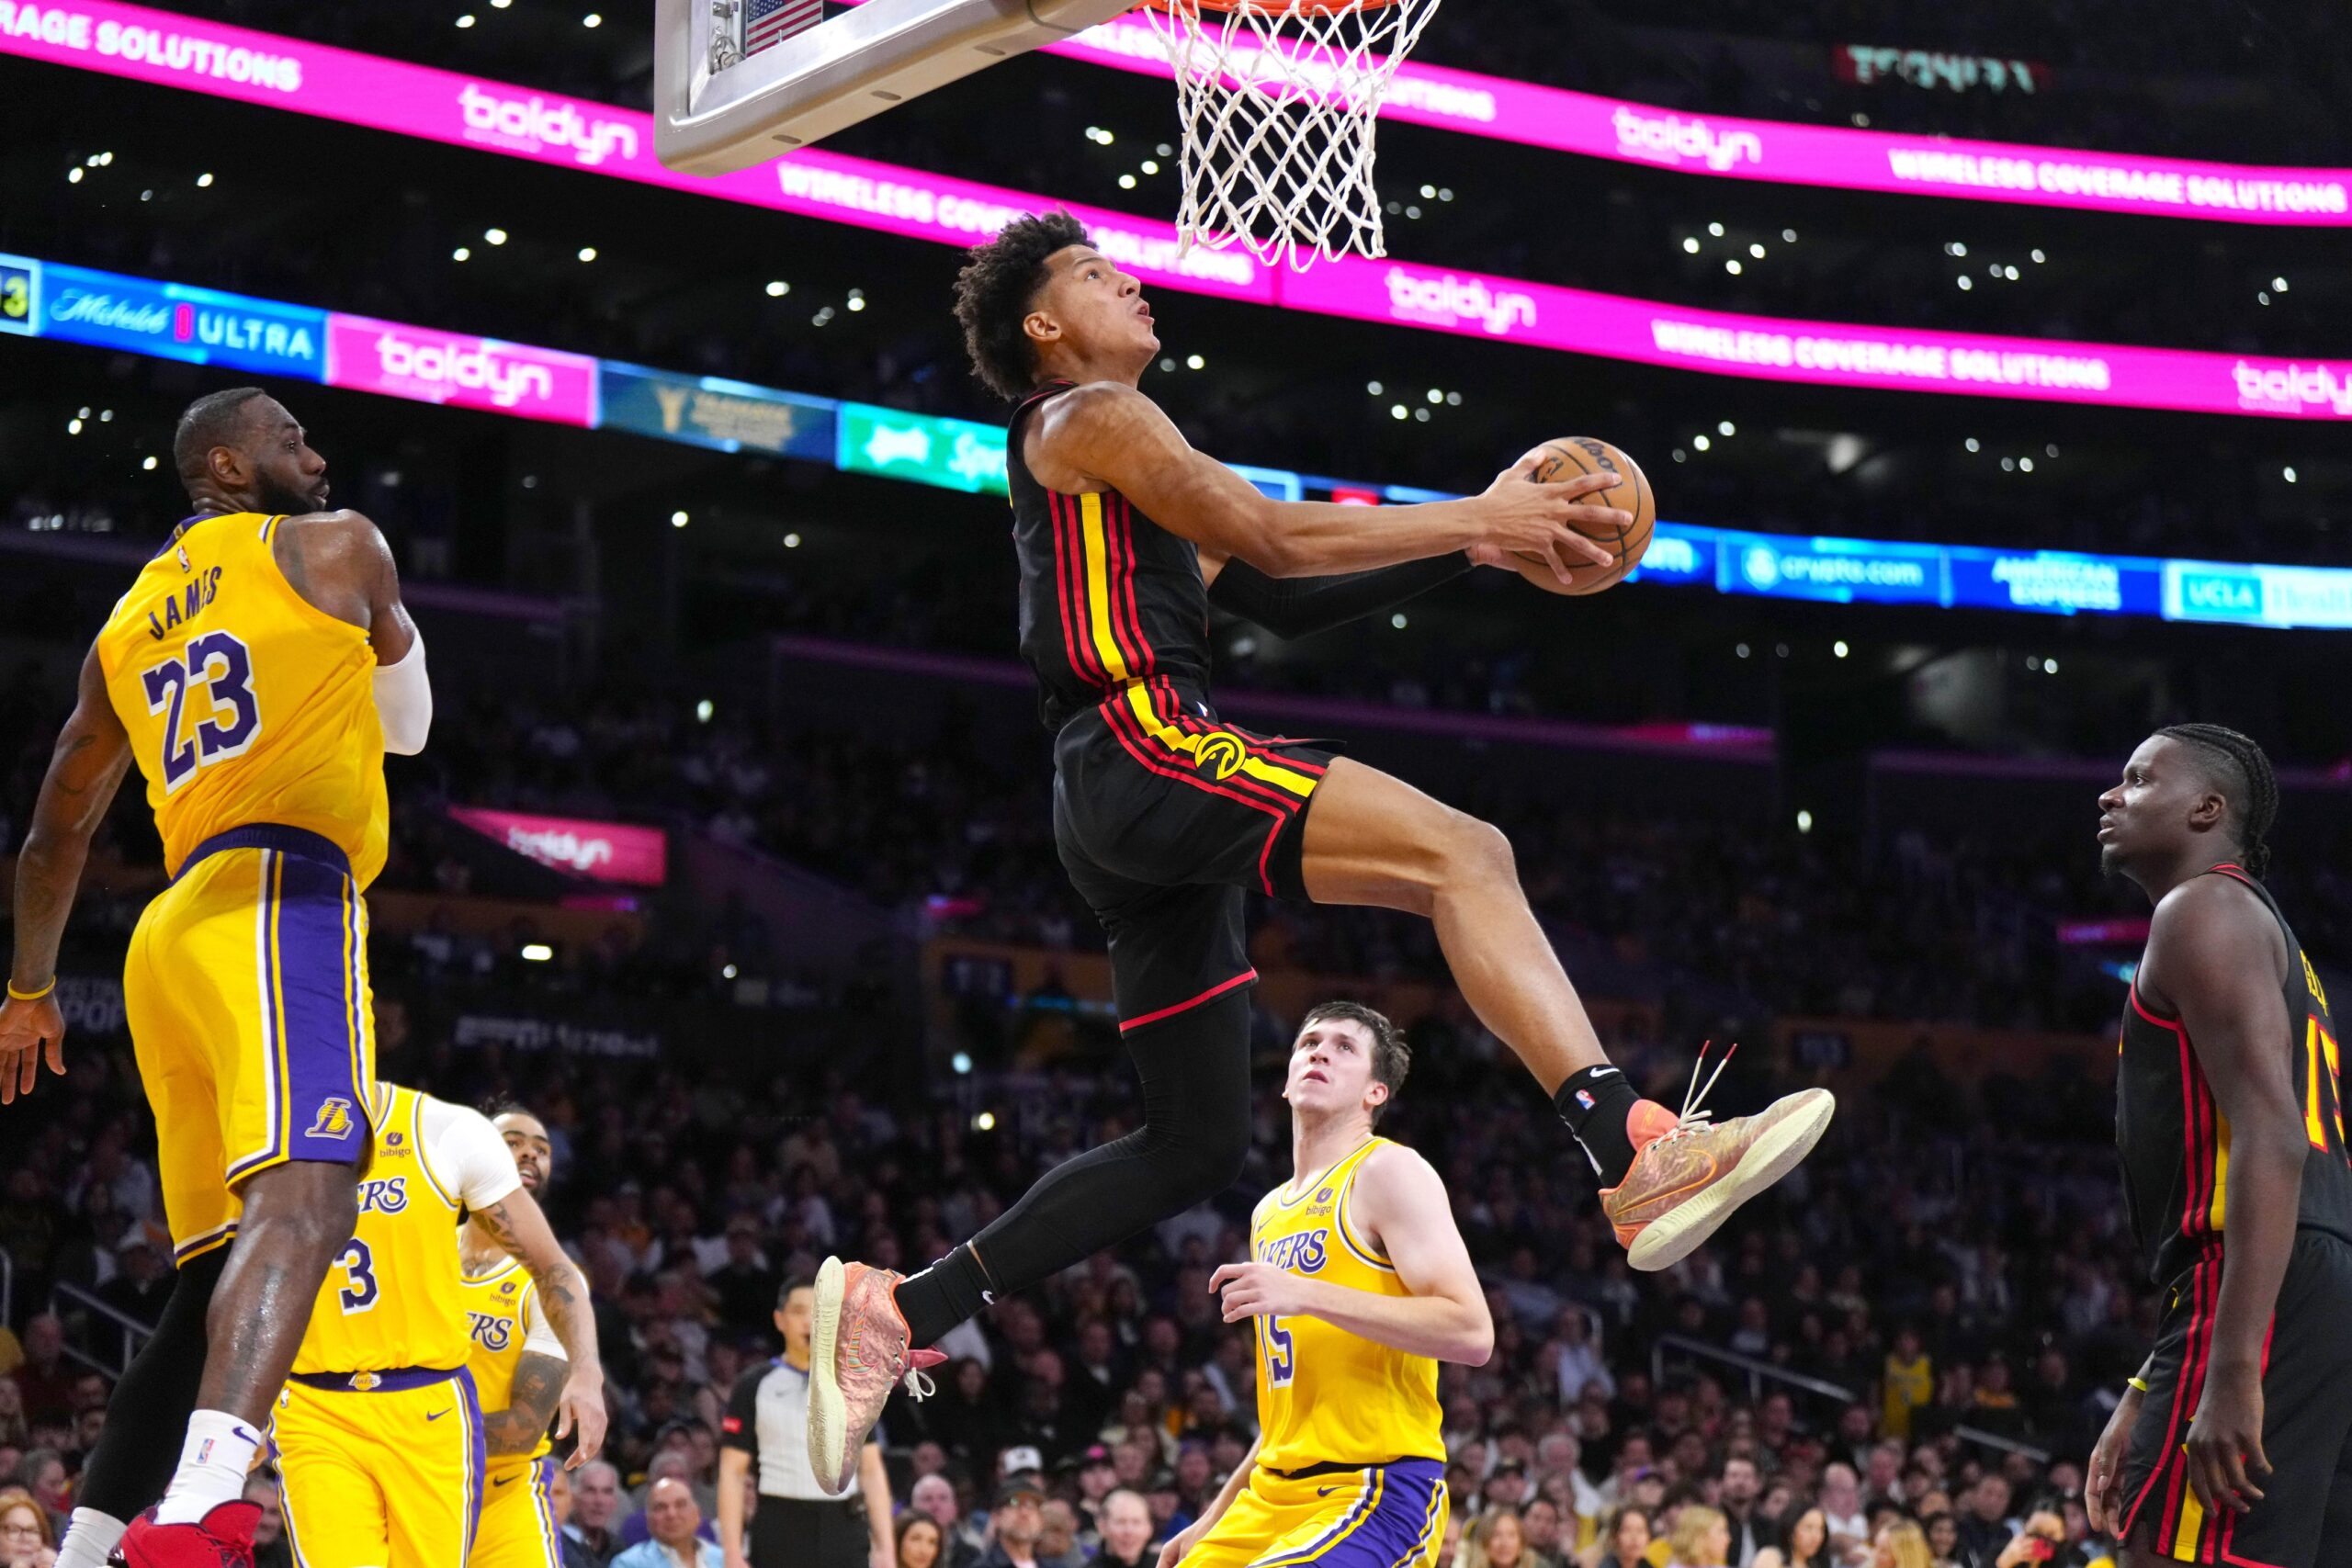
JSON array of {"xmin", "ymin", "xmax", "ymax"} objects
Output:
[{"xmin": 953, "ymin": 209, "xmax": 1091, "ymax": 401}]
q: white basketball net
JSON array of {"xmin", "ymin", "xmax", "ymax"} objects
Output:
[{"xmin": 1144, "ymin": 0, "xmax": 1442, "ymax": 271}]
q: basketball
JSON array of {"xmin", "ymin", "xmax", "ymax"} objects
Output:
[{"xmin": 1510, "ymin": 437, "xmax": 1655, "ymax": 596}]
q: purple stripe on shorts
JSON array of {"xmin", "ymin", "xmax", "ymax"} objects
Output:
[
  {"xmin": 461, "ymin": 1367, "xmax": 488, "ymax": 1566},
  {"xmin": 1306, "ymin": 1460, "xmax": 1445, "ymax": 1568},
  {"xmin": 273, "ymin": 851, "xmax": 372, "ymax": 1165}
]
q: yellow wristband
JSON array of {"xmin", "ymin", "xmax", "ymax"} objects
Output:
[
  {"xmin": 6, "ymin": 976, "xmax": 55, "ymax": 1002},
  {"xmin": 2128, "ymin": 1375, "xmax": 2153, "ymax": 1394}
]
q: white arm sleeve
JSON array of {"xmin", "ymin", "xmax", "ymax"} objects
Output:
[
  {"xmin": 372, "ymin": 626, "xmax": 432, "ymax": 756},
  {"xmin": 519, "ymin": 1281, "xmax": 568, "ymax": 1360},
  {"xmin": 419, "ymin": 1097, "xmax": 524, "ymax": 1213}
]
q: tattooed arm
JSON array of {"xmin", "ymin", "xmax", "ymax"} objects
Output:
[
  {"xmin": 474, "ymin": 1186, "xmax": 608, "ymax": 1465},
  {"xmin": 481, "ymin": 1349, "xmax": 571, "ymax": 1456},
  {"xmin": 0, "ymin": 642, "xmax": 132, "ymax": 1103}
]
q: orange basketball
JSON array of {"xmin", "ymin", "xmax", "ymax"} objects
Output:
[{"xmin": 1510, "ymin": 436, "xmax": 1655, "ymax": 596}]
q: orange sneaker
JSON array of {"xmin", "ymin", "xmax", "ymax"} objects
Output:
[
  {"xmin": 1600, "ymin": 1047, "xmax": 1835, "ymax": 1272},
  {"xmin": 807, "ymin": 1257, "xmax": 947, "ymax": 1496}
]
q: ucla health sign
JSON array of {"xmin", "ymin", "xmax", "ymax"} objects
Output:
[{"xmin": 40, "ymin": 262, "xmax": 324, "ymax": 377}]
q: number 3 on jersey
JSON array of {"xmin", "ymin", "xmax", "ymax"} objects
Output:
[
  {"xmin": 337, "ymin": 1238, "xmax": 379, "ymax": 1314},
  {"xmin": 140, "ymin": 630, "xmax": 261, "ymax": 792}
]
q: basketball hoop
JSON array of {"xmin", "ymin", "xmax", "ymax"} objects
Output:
[{"xmin": 1141, "ymin": 0, "xmax": 1442, "ymax": 270}]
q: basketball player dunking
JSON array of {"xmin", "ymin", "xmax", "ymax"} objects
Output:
[
  {"xmin": 2085, "ymin": 726, "xmax": 2352, "ymax": 1567},
  {"xmin": 805, "ymin": 212, "xmax": 1835, "ymax": 1493},
  {"xmin": 1164, "ymin": 1002, "xmax": 1476, "ymax": 1568}
]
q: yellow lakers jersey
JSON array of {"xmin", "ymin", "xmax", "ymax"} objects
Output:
[
  {"xmin": 293, "ymin": 1084, "xmax": 472, "ymax": 1375},
  {"xmin": 1250, "ymin": 1138, "xmax": 1443, "ymax": 1472},
  {"xmin": 95, "ymin": 512, "xmax": 388, "ymax": 889},
  {"xmin": 459, "ymin": 1258, "xmax": 551, "ymax": 1471}
]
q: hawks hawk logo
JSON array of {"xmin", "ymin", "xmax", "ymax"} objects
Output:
[{"xmin": 1193, "ymin": 730, "xmax": 1249, "ymax": 781}]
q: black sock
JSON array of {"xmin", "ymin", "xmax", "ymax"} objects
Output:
[
  {"xmin": 893, "ymin": 1243, "xmax": 996, "ymax": 1348},
  {"xmin": 1555, "ymin": 1066, "xmax": 1642, "ymax": 1187}
]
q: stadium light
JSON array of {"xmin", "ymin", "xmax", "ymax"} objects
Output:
[
  {"xmin": 784, "ymin": 532, "xmax": 803, "ymax": 547},
  {"xmin": 452, "ymin": 246, "xmax": 469, "ymax": 261},
  {"xmin": 1707, "ymin": 221, "xmax": 1724, "ymax": 237},
  {"xmin": 583, "ymin": 11, "xmax": 602, "ymax": 23},
  {"xmin": 1725, "ymin": 260, "xmax": 1742, "ymax": 275},
  {"xmin": 197, "ymin": 173, "xmax": 213, "ymax": 186},
  {"xmin": 671, "ymin": 510, "xmax": 690, "ymax": 526},
  {"xmin": 1391, "ymin": 614, "xmax": 1408, "ymax": 629},
  {"xmin": 1692, "ymin": 434, "xmax": 1711, "ymax": 452},
  {"xmin": 2285, "ymin": 467, "xmax": 2299, "ymax": 482},
  {"xmin": 1834, "ymin": 640, "xmax": 1849, "ymax": 659},
  {"xmin": 1796, "ymin": 810, "xmax": 1814, "ymax": 833},
  {"xmin": 457, "ymin": 14, "xmax": 475, "ymax": 26},
  {"xmin": 1682, "ymin": 237, "xmax": 1700, "ymax": 254},
  {"xmin": 577, "ymin": 247, "xmax": 597, "ymax": 262},
  {"xmin": 521, "ymin": 943, "xmax": 553, "ymax": 962}
]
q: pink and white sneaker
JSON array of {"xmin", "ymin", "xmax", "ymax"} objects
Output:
[{"xmin": 806, "ymin": 1257, "xmax": 947, "ymax": 1496}]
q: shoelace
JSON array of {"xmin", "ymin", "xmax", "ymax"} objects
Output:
[
  {"xmin": 1657, "ymin": 1040, "xmax": 1740, "ymax": 1143},
  {"xmin": 901, "ymin": 1348, "xmax": 947, "ymax": 1400}
]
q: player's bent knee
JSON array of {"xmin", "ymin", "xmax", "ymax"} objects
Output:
[{"xmin": 1442, "ymin": 814, "xmax": 1518, "ymax": 888}]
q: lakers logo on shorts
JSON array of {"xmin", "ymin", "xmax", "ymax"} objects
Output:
[
  {"xmin": 308, "ymin": 1099, "xmax": 356, "ymax": 1140},
  {"xmin": 1193, "ymin": 730, "xmax": 1248, "ymax": 781}
]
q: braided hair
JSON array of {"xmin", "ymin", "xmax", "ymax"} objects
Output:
[{"xmin": 2156, "ymin": 724, "xmax": 2278, "ymax": 876}]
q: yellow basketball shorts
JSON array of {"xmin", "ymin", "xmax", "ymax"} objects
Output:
[
  {"xmin": 472, "ymin": 1457, "xmax": 564, "ymax": 1568},
  {"xmin": 125, "ymin": 828, "xmax": 378, "ymax": 1263},
  {"xmin": 273, "ymin": 1366, "xmax": 484, "ymax": 1568},
  {"xmin": 1182, "ymin": 1460, "xmax": 1446, "ymax": 1568}
]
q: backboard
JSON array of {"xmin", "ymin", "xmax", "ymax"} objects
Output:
[{"xmin": 654, "ymin": 0, "xmax": 1137, "ymax": 176}]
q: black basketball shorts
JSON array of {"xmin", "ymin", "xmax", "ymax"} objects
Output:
[
  {"xmin": 2118, "ymin": 1228, "xmax": 2352, "ymax": 1566},
  {"xmin": 1053, "ymin": 679, "xmax": 1336, "ymax": 1032}
]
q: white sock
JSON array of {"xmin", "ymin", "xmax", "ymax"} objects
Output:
[
  {"xmin": 55, "ymin": 1508, "xmax": 128, "ymax": 1568},
  {"xmin": 153, "ymin": 1410, "xmax": 263, "ymax": 1526}
]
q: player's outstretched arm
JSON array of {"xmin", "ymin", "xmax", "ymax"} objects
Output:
[
  {"xmin": 1031, "ymin": 383, "xmax": 1620, "ymax": 584},
  {"xmin": 2143, "ymin": 877, "xmax": 2305, "ymax": 1516},
  {"xmin": 277, "ymin": 511, "xmax": 430, "ymax": 753},
  {"xmin": 1212, "ymin": 1147, "xmax": 1492, "ymax": 1365},
  {"xmin": 0, "ymin": 641, "xmax": 132, "ymax": 1102},
  {"xmin": 473, "ymin": 1184, "xmax": 609, "ymax": 1466}
]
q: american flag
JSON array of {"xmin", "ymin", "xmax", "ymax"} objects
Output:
[{"xmin": 744, "ymin": 0, "xmax": 822, "ymax": 57}]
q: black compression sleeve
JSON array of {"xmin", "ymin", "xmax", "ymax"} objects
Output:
[{"xmin": 1206, "ymin": 553, "xmax": 1474, "ymax": 639}]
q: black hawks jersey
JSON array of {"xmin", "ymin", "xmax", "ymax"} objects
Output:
[
  {"xmin": 2118, "ymin": 863, "xmax": 2352, "ymax": 1285},
  {"xmin": 1008, "ymin": 380, "xmax": 1214, "ymax": 731}
]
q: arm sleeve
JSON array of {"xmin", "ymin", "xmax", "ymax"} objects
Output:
[
  {"xmin": 519, "ymin": 1280, "xmax": 567, "ymax": 1360},
  {"xmin": 421, "ymin": 1098, "xmax": 525, "ymax": 1213},
  {"xmin": 719, "ymin": 1367, "xmax": 763, "ymax": 1453},
  {"xmin": 1207, "ymin": 553, "xmax": 1473, "ymax": 640},
  {"xmin": 372, "ymin": 626, "xmax": 432, "ymax": 755}
]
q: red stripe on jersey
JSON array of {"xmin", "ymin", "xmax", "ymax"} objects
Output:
[
  {"xmin": 1099, "ymin": 495, "xmax": 1150, "ymax": 682},
  {"xmin": 1050, "ymin": 491, "xmax": 1105, "ymax": 688}
]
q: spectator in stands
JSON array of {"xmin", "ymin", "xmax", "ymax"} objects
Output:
[
  {"xmin": 1719, "ymin": 1456, "xmax": 1780, "ymax": 1566},
  {"xmin": 1919, "ymin": 1515, "xmax": 1960, "ymax": 1568},
  {"xmin": 0, "ymin": 1384, "xmax": 24, "ymax": 1450},
  {"xmin": 1095, "ymin": 1490, "xmax": 1155, "ymax": 1568},
  {"xmin": 0, "ymin": 1487, "xmax": 54, "ymax": 1568},
  {"xmin": 1034, "ymin": 1499, "xmax": 1083, "ymax": 1568},
  {"xmin": 1774, "ymin": 1507, "xmax": 1829, "ymax": 1568},
  {"xmin": 93, "ymin": 1235, "xmax": 172, "ymax": 1326},
  {"xmin": 1521, "ymin": 1498, "xmax": 1569, "ymax": 1566},
  {"xmin": 897, "ymin": 1514, "xmax": 944, "ymax": 1568},
  {"xmin": 1871, "ymin": 1521, "xmax": 1932, "ymax": 1568},
  {"xmin": 567, "ymin": 1460, "xmax": 628, "ymax": 1568},
  {"xmin": 244, "ymin": 1470, "xmax": 289, "ymax": 1568},
  {"xmin": 1667, "ymin": 1506, "xmax": 1733, "ymax": 1568},
  {"xmin": 1954, "ymin": 1477, "xmax": 2014, "ymax": 1568},
  {"xmin": 9, "ymin": 1456, "xmax": 62, "ymax": 1543},
  {"xmin": 978, "ymin": 1479, "xmax": 1046, "ymax": 1568},
  {"xmin": 6, "ymin": 1325, "xmax": 69, "ymax": 1429},
  {"xmin": 1816, "ymin": 1466, "xmax": 1868, "ymax": 1564},
  {"xmin": 1578, "ymin": 1506, "xmax": 1652, "ymax": 1568},
  {"xmin": 1458, "ymin": 1510, "xmax": 1533, "ymax": 1568},
  {"xmin": 612, "ymin": 1479, "xmax": 721, "ymax": 1568}
]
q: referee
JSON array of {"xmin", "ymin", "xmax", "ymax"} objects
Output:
[{"xmin": 719, "ymin": 1277, "xmax": 898, "ymax": 1568}]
